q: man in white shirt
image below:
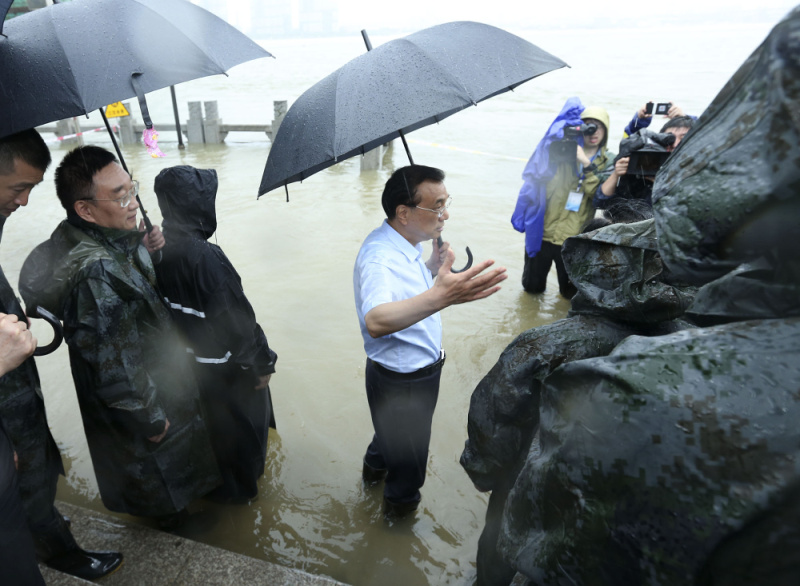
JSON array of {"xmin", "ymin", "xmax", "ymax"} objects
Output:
[{"xmin": 354, "ymin": 165, "xmax": 507, "ymax": 519}]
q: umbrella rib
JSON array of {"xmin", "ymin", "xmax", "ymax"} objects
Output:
[
  {"xmin": 45, "ymin": 6, "xmax": 91, "ymax": 114},
  {"xmin": 130, "ymin": 0, "xmax": 230, "ymax": 76},
  {"xmin": 332, "ymin": 66, "xmax": 346, "ymax": 160},
  {"xmin": 137, "ymin": 0, "xmax": 231, "ymax": 75}
]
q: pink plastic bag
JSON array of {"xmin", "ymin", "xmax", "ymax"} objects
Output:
[{"xmin": 143, "ymin": 127, "xmax": 165, "ymax": 158}]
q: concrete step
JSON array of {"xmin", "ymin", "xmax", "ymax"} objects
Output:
[
  {"xmin": 39, "ymin": 566, "xmax": 93, "ymax": 586},
  {"xmin": 40, "ymin": 501, "xmax": 347, "ymax": 586}
]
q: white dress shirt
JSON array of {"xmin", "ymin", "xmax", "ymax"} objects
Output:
[{"xmin": 353, "ymin": 220, "xmax": 442, "ymax": 373}]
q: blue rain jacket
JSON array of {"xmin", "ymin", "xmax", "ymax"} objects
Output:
[{"xmin": 511, "ymin": 97, "xmax": 585, "ymax": 257}]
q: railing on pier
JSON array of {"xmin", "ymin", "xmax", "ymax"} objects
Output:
[
  {"xmin": 37, "ymin": 98, "xmax": 392, "ymax": 173},
  {"xmin": 37, "ymin": 100, "xmax": 287, "ymax": 146}
]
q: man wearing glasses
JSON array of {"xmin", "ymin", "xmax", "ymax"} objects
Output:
[
  {"xmin": 20, "ymin": 146, "xmax": 221, "ymax": 526},
  {"xmin": 354, "ymin": 164, "xmax": 507, "ymax": 519}
]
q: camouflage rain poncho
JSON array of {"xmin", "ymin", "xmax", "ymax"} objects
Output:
[
  {"xmin": 0, "ymin": 217, "xmax": 72, "ymax": 556},
  {"xmin": 20, "ymin": 216, "xmax": 220, "ymax": 517},
  {"xmin": 493, "ymin": 7, "xmax": 800, "ymax": 585},
  {"xmin": 460, "ymin": 218, "xmax": 695, "ymax": 585}
]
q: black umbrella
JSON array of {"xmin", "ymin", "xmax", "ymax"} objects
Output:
[
  {"xmin": 0, "ymin": 0, "xmax": 271, "ymax": 138},
  {"xmin": 0, "ymin": 0, "xmax": 271, "ymax": 229},
  {"xmin": 258, "ymin": 21, "xmax": 567, "ymax": 197}
]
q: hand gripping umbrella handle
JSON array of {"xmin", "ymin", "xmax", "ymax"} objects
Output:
[
  {"xmin": 437, "ymin": 236, "xmax": 473, "ymax": 274},
  {"xmin": 32, "ymin": 306, "xmax": 64, "ymax": 357}
]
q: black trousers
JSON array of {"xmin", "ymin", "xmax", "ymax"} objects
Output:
[
  {"xmin": 0, "ymin": 425, "xmax": 45, "ymax": 585},
  {"xmin": 363, "ymin": 356, "xmax": 443, "ymax": 504},
  {"xmin": 198, "ymin": 364, "xmax": 273, "ymax": 503},
  {"xmin": 521, "ymin": 241, "xmax": 576, "ymax": 299}
]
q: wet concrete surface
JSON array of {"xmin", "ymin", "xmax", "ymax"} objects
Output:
[{"xmin": 39, "ymin": 501, "xmax": 348, "ymax": 586}]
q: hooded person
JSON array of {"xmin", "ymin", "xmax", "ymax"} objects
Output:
[
  {"xmin": 18, "ymin": 146, "xmax": 221, "ymax": 522},
  {"xmin": 153, "ymin": 165, "xmax": 278, "ymax": 504},
  {"xmin": 492, "ymin": 8, "xmax": 800, "ymax": 584},
  {"xmin": 461, "ymin": 207, "xmax": 697, "ymax": 586},
  {"xmin": 511, "ymin": 99, "xmax": 614, "ymax": 298}
]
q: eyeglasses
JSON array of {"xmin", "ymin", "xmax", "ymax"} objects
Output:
[
  {"xmin": 411, "ymin": 196, "xmax": 452, "ymax": 218},
  {"xmin": 82, "ymin": 180, "xmax": 138, "ymax": 208}
]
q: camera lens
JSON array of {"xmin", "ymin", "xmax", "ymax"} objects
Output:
[{"xmin": 582, "ymin": 123, "xmax": 598, "ymax": 136}]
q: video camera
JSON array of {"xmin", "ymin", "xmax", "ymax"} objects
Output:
[
  {"xmin": 549, "ymin": 122, "xmax": 599, "ymax": 165},
  {"xmin": 618, "ymin": 129, "xmax": 675, "ymax": 177},
  {"xmin": 627, "ymin": 151, "xmax": 670, "ymax": 177},
  {"xmin": 563, "ymin": 122, "xmax": 598, "ymax": 140}
]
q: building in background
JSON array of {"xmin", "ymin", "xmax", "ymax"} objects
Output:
[
  {"xmin": 249, "ymin": 0, "xmax": 293, "ymax": 39},
  {"xmin": 191, "ymin": 0, "xmax": 337, "ymax": 39},
  {"xmin": 296, "ymin": 0, "xmax": 337, "ymax": 36}
]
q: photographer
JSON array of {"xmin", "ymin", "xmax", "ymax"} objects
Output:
[
  {"xmin": 623, "ymin": 101, "xmax": 693, "ymax": 137},
  {"xmin": 512, "ymin": 97, "xmax": 614, "ymax": 298},
  {"xmin": 595, "ymin": 115, "xmax": 695, "ymax": 209}
]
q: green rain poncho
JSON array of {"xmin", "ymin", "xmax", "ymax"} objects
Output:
[
  {"xmin": 20, "ymin": 217, "xmax": 220, "ymax": 517},
  {"xmin": 461, "ymin": 218, "xmax": 696, "ymax": 585},
  {"xmin": 492, "ymin": 7, "xmax": 800, "ymax": 585}
]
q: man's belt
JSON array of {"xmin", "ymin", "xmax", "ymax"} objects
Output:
[{"xmin": 368, "ymin": 351, "xmax": 446, "ymax": 381}]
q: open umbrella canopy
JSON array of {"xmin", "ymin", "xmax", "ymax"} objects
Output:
[
  {"xmin": 259, "ymin": 21, "xmax": 567, "ymax": 197},
  {"xmin": 0, "ymin": 0, "xmax": 272, "ymax": 139}
]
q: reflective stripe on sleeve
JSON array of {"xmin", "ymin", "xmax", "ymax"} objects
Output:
[
  {"xmin": 186, "ymin": 348, "xmax": 232, "ymax": 364},
  {"xmin": 164, "ymin": 297, "xmax": 206, "ymax": 318}
]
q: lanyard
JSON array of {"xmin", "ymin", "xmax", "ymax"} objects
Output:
[{"xmin": 576, "ymin": 150, "xmax": 600, "ymax": 192}]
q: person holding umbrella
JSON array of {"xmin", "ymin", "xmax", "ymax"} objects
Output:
[
  {"xmin": 0, "ymin": 312, "xmax": 44, "ymax": 586},
  {"xmin": 19, "ymin": 145, "xmax": 222, "ymax": 527},
  {"xmin": 354, "ymin": 165, "xmax": 507, "ymax": 519},
  {"xmin": 0, "ymin": 130, "xmax": 123, "ymax": 580}
]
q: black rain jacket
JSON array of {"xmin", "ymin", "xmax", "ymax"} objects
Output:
[{"xmin": 154, "ymin": 166, "xmax": 277, "ymax": 501}]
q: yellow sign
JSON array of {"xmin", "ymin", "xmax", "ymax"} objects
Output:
[{"xmin": 105, "ymin": 102, "xmax": 130, "ymax": 118}]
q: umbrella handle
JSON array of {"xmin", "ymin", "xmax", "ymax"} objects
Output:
[
  {"xmin": 437, "ymin": 236, "xmax": 473, "ymax": 274},
  {"xmin": 131, "ymin": 73, "xmax": 153, "ymax": 129},
  {"xmin": 31, "ymin": 306, "xmax": 64, "ymax": 357}
]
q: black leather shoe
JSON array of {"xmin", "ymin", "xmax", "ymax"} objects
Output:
[
  {"xmin": 45, "ymin": 548, "xmax": 123, "ymax": 581},
  {"xmin": 362, "ymin": 459, "xmax": 388, "ymax": 486},
  {"xmin": 384, "ymin": 497, "xmax": 419, "ymax": 520}
]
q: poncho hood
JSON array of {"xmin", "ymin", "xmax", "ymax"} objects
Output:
[
  {"xmin": 154, "ymin": 165, "xmax": 218, "ymax": 241},
  {"xmin": 563, "ymin": 219, "xmax": 696, "ymax": 324},
  {"xmin": 19, "ymin": 217, "xmax": 147, "ymax": 320},
  {"xmin": 652, "ymin": 6, "xmax": 800, "ymax": 321}
]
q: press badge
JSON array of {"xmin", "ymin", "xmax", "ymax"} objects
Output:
[{"xmin": 565, "ymin": 191, "xmax": 583, "ymax": 212}]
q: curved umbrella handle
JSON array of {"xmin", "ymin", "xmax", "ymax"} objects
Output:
[
  {"xmin": 437, "ymin": 236, "xmax": 473, "ymax": 274},
  {"xmin": 32, "ymin": 306, "xmax": 64, "ymax": 357}
]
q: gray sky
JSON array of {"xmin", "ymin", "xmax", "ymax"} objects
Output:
[
  {"xmin": 327, "ymin": 0, "xmax": 795, "ymax": 33},
  {"xmin": 221, "ymin": 0, "xmax": 798, "ymax": 34}
]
